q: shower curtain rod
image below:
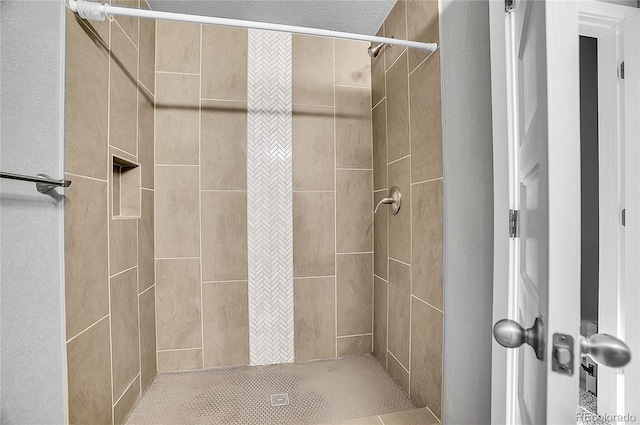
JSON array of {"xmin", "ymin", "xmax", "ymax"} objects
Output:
[{"xmin": 68, "ymin": 0, "xmax": 438, "ymax": 53}]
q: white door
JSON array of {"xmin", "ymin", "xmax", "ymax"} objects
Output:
[{"xmin": 489, "ymin": 0, "xmax": 582, "ymax": 423}]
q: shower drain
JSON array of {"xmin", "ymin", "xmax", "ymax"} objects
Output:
[{"xmin": 270, "ymin": 393, "xmax": 289, "ymax": 407}]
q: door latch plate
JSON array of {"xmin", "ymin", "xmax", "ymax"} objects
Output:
[{"xmin": 552, "ymin": 333, "xmax": 574, "ymax": 376}]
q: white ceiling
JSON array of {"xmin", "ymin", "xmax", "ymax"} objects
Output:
[{"xmin": 146, "ymin": 0, "xmax": 394, "ymax": 35}]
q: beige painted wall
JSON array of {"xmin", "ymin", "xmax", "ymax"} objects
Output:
[
  {"xmin": 371, "ymin": 0, "xmax": 444, "ymax": 420},
  {"xmin": 153, "ymin": 24, "xmax": 375, "ymax": 371},
  {"xmin": 64, "ymin": 1, "xmax": 156, "ymax": 423}
]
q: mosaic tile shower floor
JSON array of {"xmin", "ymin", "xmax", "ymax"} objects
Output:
[{"xmin": 124, "ymin": 355, "xmax": 417, "ymax": 425}]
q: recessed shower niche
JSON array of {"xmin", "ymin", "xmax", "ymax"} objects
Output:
[{"xmin": 112, "ymin": 154, "xmax": 141, "ymax": 219}]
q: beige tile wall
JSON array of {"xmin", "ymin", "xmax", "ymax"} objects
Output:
[
  {"xmin": 64, "ymin": 2, "xmax": 156, "ymax": 424},
  {"xmin": 153, "ymin": 24, "xmax": 374, "ymax": 370},
  {"xmin": 371, "ymin": 0, "xmax": 444, "ymax": 420}
]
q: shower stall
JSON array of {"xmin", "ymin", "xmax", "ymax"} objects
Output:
[{"xmin": 1, "ymin": 0, "xmax": 497, "ymax": 423}]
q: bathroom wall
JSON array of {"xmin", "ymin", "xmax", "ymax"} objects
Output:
[
  {"xmin": 64, "ymin": 2, "xmax": 156, "ymax": 424},
  {"xmin": 153, "ymin": 24, "xmax": 374, "ymax": 371},
  {"xmin": 371, "ymin": 0, "xmax": 443, "ymax": 420}
]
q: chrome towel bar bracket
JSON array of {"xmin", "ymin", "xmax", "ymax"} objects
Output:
[{"xmin": 0, "ymin": 172, "xmax": 71, "ymax": 194}]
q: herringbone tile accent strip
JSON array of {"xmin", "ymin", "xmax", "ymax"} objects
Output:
[{"xmin": 247, "ymin": 29, "xmax": 294, "ymax": 366}]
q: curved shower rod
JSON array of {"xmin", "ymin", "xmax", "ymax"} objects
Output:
[{"xmin": 68, "ymin": 0, "xmax": 438, "ymax": 54}]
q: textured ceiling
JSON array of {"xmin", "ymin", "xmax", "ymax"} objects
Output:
[{"xmin": 146, "ymin": 0, "xmax": 394, "ymax": 35}]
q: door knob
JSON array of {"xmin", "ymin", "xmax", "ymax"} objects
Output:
[
  {"xmin": 493, "ymin": 317, "xmax": 545, "ymax": 360},
  {"xmin": 581, "ymin": 334, "xmax": 631, "ymax": 368}
]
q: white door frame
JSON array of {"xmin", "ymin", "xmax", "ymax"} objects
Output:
[{"xmin": 491, "ymin": 1, "xmax": 640, "ymax": 424}]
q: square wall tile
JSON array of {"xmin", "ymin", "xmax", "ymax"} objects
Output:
[
  {"xmin": 65, "ymin": 176, "xmax": 109, "ymax": 339},
  {"xmin": 294, "ymin": 277, "xmax": 336, "ymax": 361},
  {"xmin": 387, "ymin": 351, "xmax": 409, "ymax": 395},
  {"xmin": 110, "ymin": 24, "xmax": 138, "ymax": 156},
  {"xmin": 203, "ymin": 281, "xmax": 250, "ymax": 368},
  {"xmin": 202, "ymin": 26, "xmax": 248, "ymax": 101},
  {"xmin": 337, "ymin": 254, "xmax": 373, "ymax": 336},
  {"xmin": 156, "ymin": 21, "xmax": 200, "ymax": 73},
  {"xmin": 138, "ymin": 189, "xmax": 154, "ymax": 293},
  {"xmin": 386, "ymin": 52, "xmax": 409, "ymax": 162},
  {"xmin": 412, "ymin": 180, "xmax": 442, "ymax": 309},
  {"xmin": 293, "ymin": 105, "xmax": 334, "ymax": 191},
  {"xmin": 201, "ymin": 191, "xmax": 248, "ymax": 281},
  {"xmin": 67, "ymin": 317, "xmax": 112, "ymax": 425},
  {"xmin": 371, "ymin": 25, "xmax": 386, "ymax": 108},
  {"xmin": 407, "ymin": 0, "xmax": 439, "ymax": 72},
  {"xmin": 373, "ymin": 277, "xmax": 388, "ymax": 365},
  {"xmin": 384, "ymin": 0, "xmax": 407, "ymax": 70},
  {"xmin": 155, "ymin": 73, "xmax": 200, "ymax": 165},
  {"xmin": 373, "ymin": 100, "xmax": 387, "ymax": 191},
  {"xmin": 138, "ymin": 86, "xmax": 154, "ymax": 189},
  {"xmin": 114, "ymin": 376, "xmax": 140, "ymax": 425},
  {"xmin": 374, "ymin": 191, "xmax": 389, "ymax": 279},
  {"xmin": 336, "ymin": 170, "xmax": 372, "ymax": 253},
  {"xmin": 156, "ymin": 259, "xmax": 202, "ymax": 350},
  {"xmin": 410, "ymin": 52, "xmax": 442, "ymax": 183},
  {"xmin": 109, "ymin": 218, "xmax": 137, "ymax": 276},
  {"xmin": 336, "ymin": 86, "xmax": 372, "ymax": 169},
  {"xmin": 388, "ymin": 158, "xmax": 410, "ymax": 264},
  {"xmin": 157, "ymin": 349, "xmax": 203, "ymax": 372},
  {"xmin": 293, "ymin": 35, "xmax": 334, "ymax": 106},
  {"xmin": 293, "ymin": 192, "xmax": 335, "ymax": 277},
  {"xmin": 410, "ymin": 299, "xmax": 442, "ymax": 418},
  {"xmin": 337, "ymin": 335, "xmax": 372, "ymax": 357},
  {"xmin": 335, "ymin": 39, "xmax": 371, "ymax": 87},
  {"xmin": 110, "ymin": 267, "xmax": 140, "ymax": 400},
  {"xmin": 139, "ymin": 286, "xmax": 157, "ymax": 394},
  {"xmin": 155, "ymin": 166, "xmax": 200, "ymax": 258},
  {"xmin": 388, "ymin": 259, "xmax": 410, "ymax": 369},
  {"xmin": 65, "ymin": 10, "xmax": 108, "ymax": 180},
  {"xmin": 138, "ymin": 2, "xmax": 155, "ymax": 94},
  {"xmin": 201, "ymin": 100, "xmax": 247, "ymax": 190}
]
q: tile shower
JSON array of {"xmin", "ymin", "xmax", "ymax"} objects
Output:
[{"xmin": 63, "ymin": 0, "xmax": 442, "ymax": 423}]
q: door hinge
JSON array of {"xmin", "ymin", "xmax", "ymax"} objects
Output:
[
  {"xmin": 505, "ymin": 0, "xmax": 514, "ymax": 12},
  {"xmin": 509, "ymin": 209, "xmax": 519, "ymax": 238},
  {"xmin": 619, "ymin": 61, "xmax": 625, "ymax": 80}
]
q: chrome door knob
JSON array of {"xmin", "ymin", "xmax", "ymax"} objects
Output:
[
  {"xmin": 581, "ymin": 334, "xmax": 631, "ymax": 368},
  {"xmin": 493, "ymin": 316, "xmax": 545, "ymax": 360}
]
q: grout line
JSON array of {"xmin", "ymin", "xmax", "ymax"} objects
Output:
[
  {"xmin": 291, "ymin": 102, "xmax": 335, "ymax": 109},
  {"xmin": 336, "ymin": 333, "xmax": 373, "ymax": 339},
  {"xmin": 156, "ymin": 347, "xmax": 203, "ymax": 353},
  {"xmin": 155, "ymin": 256, "xmax": 200, "ymax": 261},
  {"xmin": 112, "ymin": 18, "xmax": 138, "ymax": 51},
  {"xmin": 334, "ymin": 83, "xmax": 370, "ymax": 89},
  {"xmin": 386, "ymin": 47, "xmax": 408, "ymax": 71},
  {"xmin": 408, "ymin": 48, "xmax": 438, "ymax": 77},
  {"xmin": 292, "ymin": 189, "xmax": 335, "ymax": 193},
  {"xmin": 139, "ymin": 283, "xmax": 155, "ymax": 296},
  {"xmin": 153, "ymin": 16, "xmax": 160, "ymax": 377},
  {"xmin": 141, "ymin": 187, "xmax": 154, "ymax": 192},
  {"xmin": 411, "ymin": 176, "xmax": 443, "ymax": 186},
  {"xmin": 374, "ymin": 188, "xmax": 388, "ymax": 193},
  {"xmin": 65, "ymin": 314, "xmax": 110, "ymax": 344},
  {"xmin": 106, "ymin": 18, "xmax": 116, "ymax": 422},
  {"xmin": 200, "ymin": 97, "xmax": 247, "ymax": 103},
  {"xmin": 139, "ymin": 80, "xmax": 154, "ymax": 98},
  {"xmin": 425, "ymin": 405, "xmax": 441, "ymax": 423},
  {"xmin": 372, "ymin": 96, "xmax": 385, "ymax": 111},
  {"xmin": 202, "ymin": 279, "xmax": 248, "ymax": 284},
  {"xmin": 200, "ymin": 189, "xmax": 247, "ymax": 192},
  {"xmin": 333, "ymin": 37, "xmax": 338, "ymax": 360},
  {"xmin": 109, "ymin": 264, "xmax": 137, "ymax": 279},
  {"xmin": 388, "ymin": 153, "xmax": 410, "ymax": 166},
  {"xmin": 387, "ymin": 349, "xmax": 409, "ymax": 374},
  {"xmin": 153, "ymin": 164, "xmax": 199, "ymax": 167},
  {"xmin": 198, "ymin": 22, "xmax": 205, "ymax": 370},
  {"xmin": 411, "ymin": 295, "xmax": 444, "ymax": 314},
  {"xmin": 406, "ymin": 45, "xmax": 413, "ymax": 397},
  {"xmin": 389, "ymin": 257, "xmax": 411, "ymax": 268},
  {"xmin": 336, "ymin": 251, "xmax": 373, "ymax": 255},
  {"xmin": 383, "ymin": 36, "xmax": 389, "ymax": 371},
  {"xmin": 374, "ymin": 274, "xmax": 388, "ymax": 283},
  {"xmin": 113, "ymin": 372, "xmax": 140, "ymax": 407},
  {"xmin": 293, "ymin": 275, "xmax": 336, "ymax": 280},
  {"xmin": 336, "ymin": 167, "xmax": 373, "ymax": 171},
  {"xmin": 64, "ymin": 172, "xmax": 108, "ymax": 184},
  {"xmin": 155, "ymin": 70, "xmax": 200, "ymax": 76}
]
